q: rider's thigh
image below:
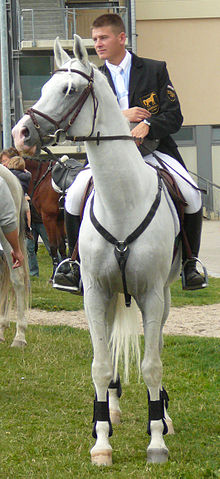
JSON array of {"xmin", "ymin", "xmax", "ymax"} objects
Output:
[{"xmin": 65, "ymin": 168, "xmax": 92, "ymax": 215}]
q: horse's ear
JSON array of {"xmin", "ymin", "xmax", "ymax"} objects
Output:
[
  {"xmin": 54, "ymin": 37, "xmax": 71, "ymax": 68},
  {"xmin": 73, "ymin": 34, "xmax": 89, "ymax": 66}
]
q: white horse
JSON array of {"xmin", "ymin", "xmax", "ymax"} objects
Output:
[
  {"xmin": 0, "ymin": 164, "xmax": 29, "ymax": 347},
  {"xmin": 12, "ymin": 36, "xmax": 181, "ymax": 465}
]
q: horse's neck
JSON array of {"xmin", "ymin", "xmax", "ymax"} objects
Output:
[{"xmin": 85, "ymin": 103, "xmax": 154, "ymax": 232}]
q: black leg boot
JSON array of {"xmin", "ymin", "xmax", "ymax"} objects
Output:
[
  {"xmin": 64, "ymin": 210, "xmax": 80, "ymax": 258},
  {"xmin": 182, "ymin": 207, "xmax": 207, "ymax": 290},
  {"xmin": 53, "ymin": 211, "xmax": 81, "ymax": 293}
]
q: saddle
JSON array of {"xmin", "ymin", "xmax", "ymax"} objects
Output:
[{"xmin": 51, "ymin": 157, "xmax": 84, "ymax": 194}]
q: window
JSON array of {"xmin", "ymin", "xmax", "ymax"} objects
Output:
[
  {"xmin": 172, "ymin": 126, "xmax": 195, "ymax": 145},
  {"xmin": 212, "ymin": 126, "xmax": 220, "ymax": 143},
  {"xmin": 20, "ymin": 56, "xmax": 53, "ymax": 101}
]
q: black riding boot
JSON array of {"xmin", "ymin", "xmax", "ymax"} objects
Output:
[
  {"xmin": 64, "ymin": 210, "xmax": 80, "ymax": 258},
  {"xmin": 182, "ymin": 207, "xmax": 206, "ymax": 290},
  {"xmin": 53, "ymin": 211, "xmax": 81, "ymax": 292}
]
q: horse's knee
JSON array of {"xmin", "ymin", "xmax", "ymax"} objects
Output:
[
  {"xmin": 141, "ymin": 356, "xmax": 163, "ymax": 388},
  {"xmin": 92, "ymin": 360, "xmax": 112, "ymax": 390}
]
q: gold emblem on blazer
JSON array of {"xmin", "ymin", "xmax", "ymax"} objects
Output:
[
  {"xmin": 139, "ymin": 92, "xmax": 159, "ymax": 114},
  {"xmin": 167, "ymin": 86, "xmax": 177, "ymax": 102}
]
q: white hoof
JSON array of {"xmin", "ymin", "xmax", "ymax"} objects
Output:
[
  {"xmin": 166, "ymin": 418, "xmax": 175, "ymax": 435},
  {"xmin": 91, "ymin": 450, "xmax": 112, "ymax": 466},
  {"xmin": 0, "ymin": 336, "xmax": 5, "ymax": 343},
  {"xmin": 11, "ymin": 339, "xmax": 27, "ymax": 348},
  {"xmin": 110, "ymin": 409, "xmax": 121, "ymax": 425},
  {"xmin": 147, "ymin": 447, "xmax": 169, "ymax": 464}
]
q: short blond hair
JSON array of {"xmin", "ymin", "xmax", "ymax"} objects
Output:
[{"xmin": 7, "ymin": 156, "xmax": 25, "ymax": 171}]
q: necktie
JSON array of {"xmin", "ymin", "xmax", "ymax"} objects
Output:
[{"xmin": 115, "ymin": 66, "xmax": 128, "ymax": 110}]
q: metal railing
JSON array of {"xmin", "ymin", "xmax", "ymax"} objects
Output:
[
  {"xmin": 189, "ymin": 170, "xmax": 220, "ymax": 219},
  {"xmin": 19, "ymin": 6, "xmax": 128, "ymax": 47}
]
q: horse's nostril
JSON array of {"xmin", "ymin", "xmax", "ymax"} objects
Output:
[{"xmin": 21, "ymin": 126, "xmax": 30, "ymax": 139}]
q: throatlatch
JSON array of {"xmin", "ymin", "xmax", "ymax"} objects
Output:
[{"xmin": 90, "ymin": 172, "xmax": 163, "ymax": 307}]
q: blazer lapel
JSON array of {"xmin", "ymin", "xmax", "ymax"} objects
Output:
[
  {"xmin": 100, "ymin": 65, "xmax": 116, "ymax": 95},
  {"xmin": 129, "ymin": 54, "xmax": 144, "ymax": 106}
]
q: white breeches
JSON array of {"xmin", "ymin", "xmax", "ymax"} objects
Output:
[
  {"xmin": 144, "ymin": 151, "xmax": 202, "ymax": 214},
  {"xmin": 65, "ymin": 168, "xmax": 92, "ymax": 215},
  {"xmin": 65, "ymin": 152, "xmax": 202, "ymax": 216}
]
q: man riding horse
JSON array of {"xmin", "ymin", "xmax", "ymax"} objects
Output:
[{"xmin": 54, "ymin": 13, "xmax": 206, "ymax": 293}]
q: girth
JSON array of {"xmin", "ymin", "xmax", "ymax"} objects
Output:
[{"xmin": 90, "ymin": 171, "xmax": 163, "ymax": 307}]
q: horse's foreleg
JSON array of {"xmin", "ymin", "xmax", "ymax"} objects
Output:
[
  {"xmin": 106, "ymin": 295, "xmax": 122, "ymax": 425},
  {"xmin": 10, "ymin": 269, "xmax": 27, "ymax": 348},
  {"xmin": 140, "ymin": 288, "xmax": 169, "ymax": 463},
  {"xmin": 85, "ymin": 293, "xmax": 113, "ymax": 466},
  {"xmin": 108, "ymin": 375, "xmax": 122, "ymax": 425},
  {"xmin": 159, "ymin": 286, "xmax": 175, "ymax": 435}
]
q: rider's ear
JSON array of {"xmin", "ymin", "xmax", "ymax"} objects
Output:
[
  {"xmin": 54, "ymin": 37, "xmax": 71, "ymax": 68},
  {"xmin": 73, "ymin": 34, "xmax": 89, "ymax": 66}
]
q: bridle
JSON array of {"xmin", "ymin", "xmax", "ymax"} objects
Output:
[
  {"xmin": 26, "ymin": 66, "xmax": 138, "ymax": 146},
  {"xmin": 26, "ymin": 67, "xmax": 99, "ymax": 145}
]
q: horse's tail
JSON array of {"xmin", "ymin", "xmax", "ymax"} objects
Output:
[
  {"xmin": 19, "ymin": 196, "xmax": 30, "ymax": 310},
  {"xmin": 109, "ymin": 294, "xmax": 141, "ymax": 383},
  {"xmin": 0, "ymin": 254, "xmax": 12, "ymax": 318}
]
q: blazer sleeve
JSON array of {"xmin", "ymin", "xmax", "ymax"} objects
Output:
[{"xmin": 147, "ymin": 61, "xmax": 183, "ymax": 141}]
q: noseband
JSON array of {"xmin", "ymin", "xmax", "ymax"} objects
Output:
[{"xmin": 26, "ymin": 67, "xmax": 98, "ymax": 145}]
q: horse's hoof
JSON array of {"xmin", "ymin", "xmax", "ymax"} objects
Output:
[
  {"xmin": 0, "ymin": 337, "xmax": 5, "ymax": 343},
  {"xmin": 110, "ymin": 409, "xmax": 121, "ymax": 425},
  {"xmin": 91, "ymin": 450, "xmax": 112, "ymax": 466},
  {"xmin": 166, "ymin": 418, "xmax": 175, "ymax": 435},
  {"xmin": 11, "ymin": 339, "xmax": 27, "ymax": 348},
  {"xmin": 147, "ymin": 447, "xmax": 169, "ymax": 464}
]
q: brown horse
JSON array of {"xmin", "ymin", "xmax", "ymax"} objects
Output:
[{"xmin": 25, "ymin": 157, "xmax": 67, "ymax": 277}]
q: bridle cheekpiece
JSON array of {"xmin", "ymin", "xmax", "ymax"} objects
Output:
[{"xmin": 26, "ymin": 67, "xmax": 98, "ymax": 145}]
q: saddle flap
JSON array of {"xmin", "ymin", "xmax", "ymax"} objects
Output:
[{"xmin": 52, "ymin": 158, "xmax": 84, "ymax": 193}]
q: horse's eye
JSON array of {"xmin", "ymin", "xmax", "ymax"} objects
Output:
[{"xmin": 63, "ymin": 86, "xmax": 75, "ymax": 95}]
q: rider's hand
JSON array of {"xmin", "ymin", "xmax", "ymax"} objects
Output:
[
  {"xmin": 122, "ymin": 107, "xmax": 151, "ymax": 123},
  {"xmin": 131, "ymin": 122, "xmax": 150, "ymax": 147}
]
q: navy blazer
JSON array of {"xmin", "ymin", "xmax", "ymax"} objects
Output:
[{"xmin": 100, "ymin": 53, "xmax": 185, "ymax": 167}]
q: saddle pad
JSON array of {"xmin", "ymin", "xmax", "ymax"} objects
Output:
[{"xmin": 52, "ymin": 158, "xmax": 84, "ymax": 193}]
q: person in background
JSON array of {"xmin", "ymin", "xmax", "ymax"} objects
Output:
[
  {"xmin": 27, "ymin": 204, "xmax": 51, "ymax": 277},
  {"xmin": 2, "ymin": 155, "xmax": 33, "ymax": 240},
  {"xmin": 0, "ymin": 176, "xmax": 24, "ymax": 268},
  {"xmin": 0, "ymin": 147, "xmax": 19, "ymax": 164}
]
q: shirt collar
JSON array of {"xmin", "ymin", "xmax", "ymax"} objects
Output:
[{"xmin": 106, "ymin": 50, "xmax": 131, "ymax": 75}]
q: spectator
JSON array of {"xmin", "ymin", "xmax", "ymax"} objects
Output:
[{"xmin": 27, "ymin": 204, "xmax": 51, "ymax": 277}]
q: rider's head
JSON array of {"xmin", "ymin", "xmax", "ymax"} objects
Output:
[{"xmin": 92, "ymin": 14, "xmax": 126, "ymax": 65}]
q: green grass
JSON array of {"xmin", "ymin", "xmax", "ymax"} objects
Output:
[
  {"xmin": 31, "ymin": 245, "xmax": 220, "ymax": 311},
  {"xmin": 0, "ymin": 325, "xmax": 219, "ymax": 478}
]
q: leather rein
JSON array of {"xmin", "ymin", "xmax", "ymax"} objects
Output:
[{"xmin": 26, "ymin": 66, "xmax": 139, "ymax": 146}]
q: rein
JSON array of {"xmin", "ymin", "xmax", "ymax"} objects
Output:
[
  {"xmin": 90, "ymin": 171, "xmax": 163, "ymax": 307},
  {"xmin": 29, "ymin": 158, "xmax": 55, "ymax": 200}
]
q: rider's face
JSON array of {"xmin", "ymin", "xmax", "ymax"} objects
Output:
[{"xmin": 92, "ymin": 25, "xmax": 126, "ymax": 65}]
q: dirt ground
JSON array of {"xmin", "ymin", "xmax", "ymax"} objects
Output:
[
  {"xmin": 29, "ymin": 220, "xmax": 220, "ymax": 339},
  {"xmin": 27, "ymin": 304, "xmax": 220, "ymax": 338}
]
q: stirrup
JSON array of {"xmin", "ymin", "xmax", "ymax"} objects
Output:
[
  {"xmin": 181, "ymin": 257, "xmax": 208, "ymax": 290},
  {"xmin": 52, "ymin": 258, "xmax": 83, "ymax": 295}
]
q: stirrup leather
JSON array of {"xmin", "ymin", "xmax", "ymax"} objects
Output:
[{"xmin": 181, "ymin": 257, "xmax": 208, "ymax": 290}]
